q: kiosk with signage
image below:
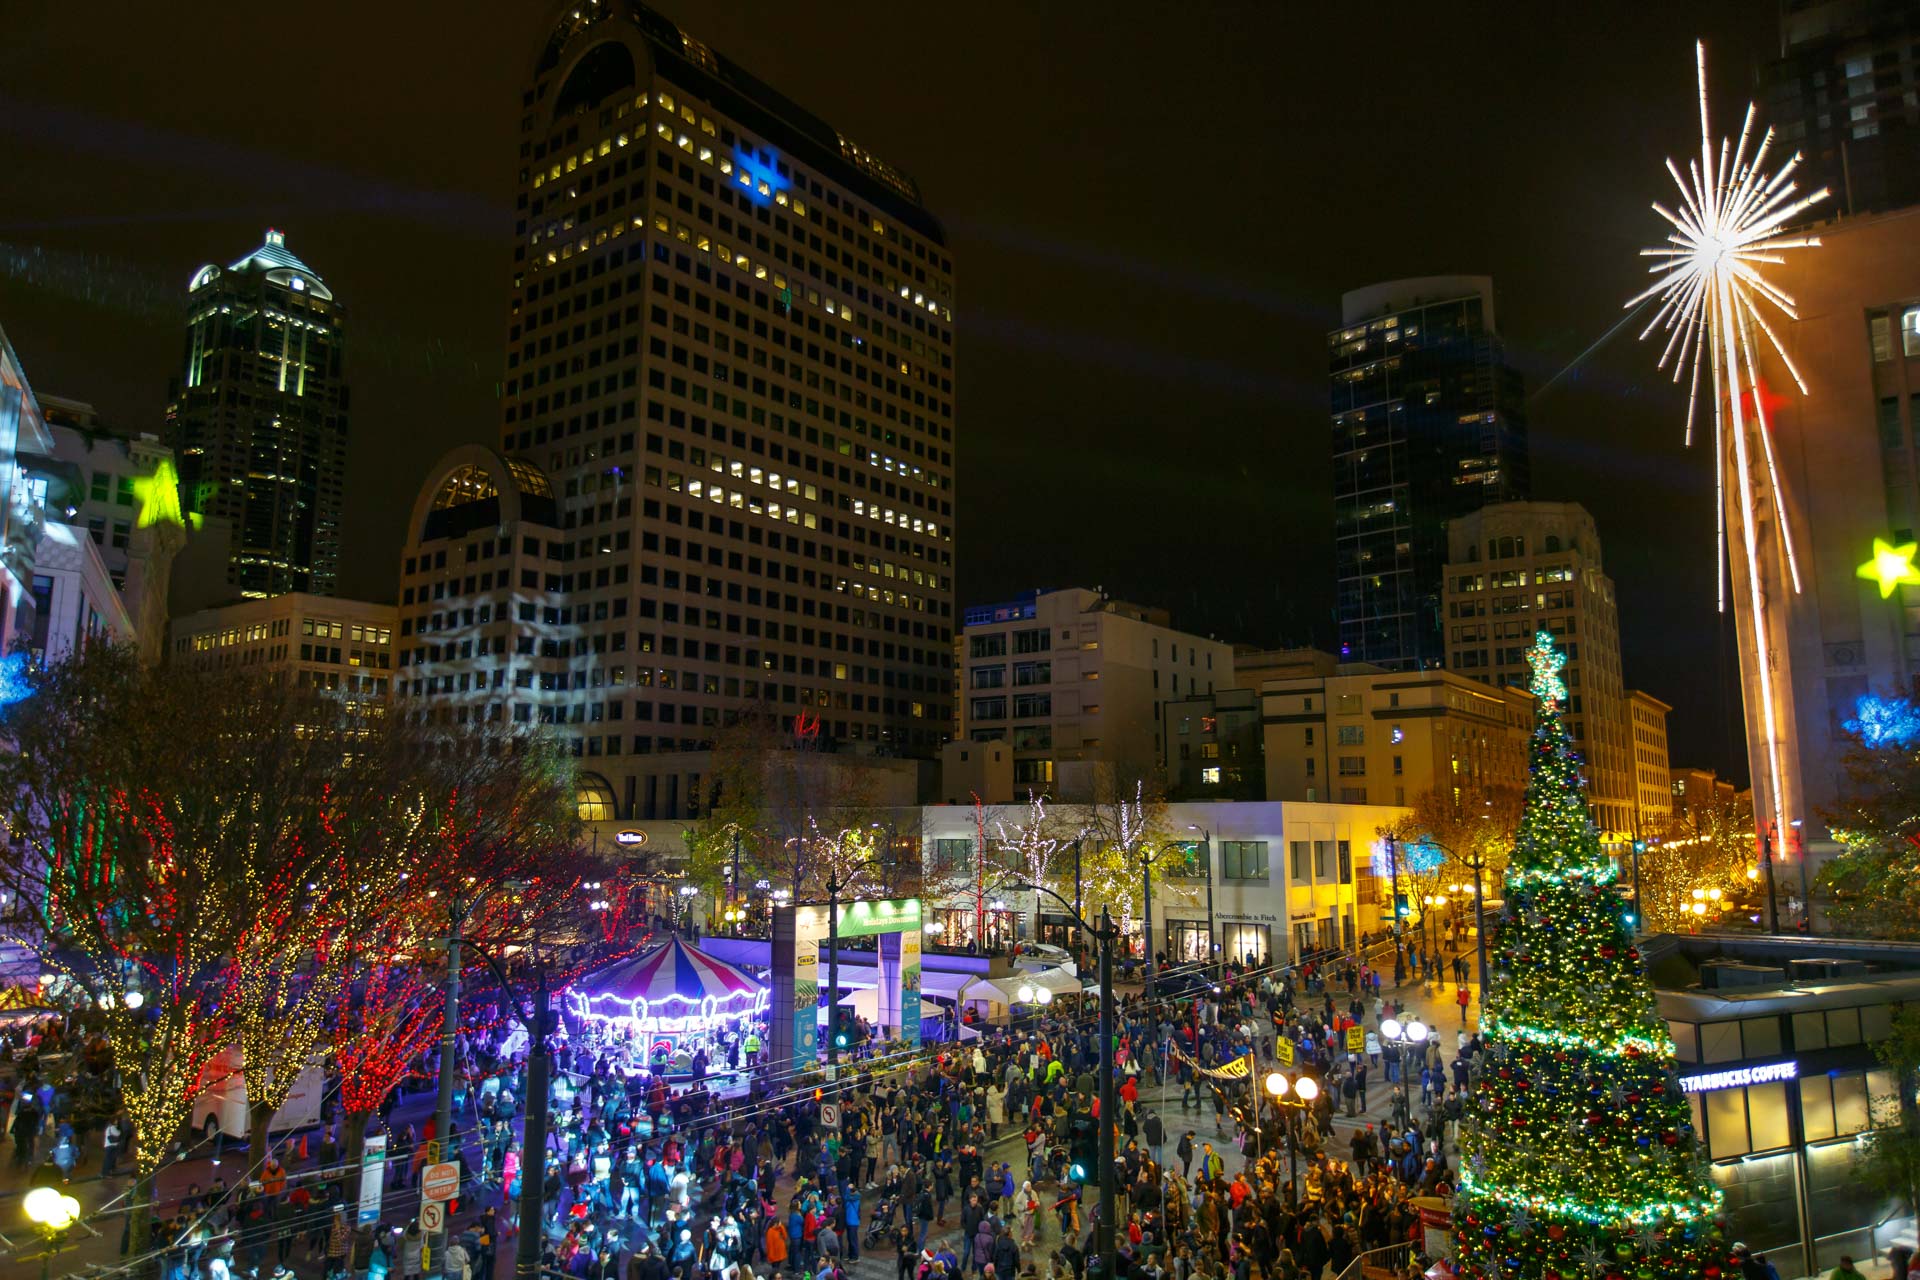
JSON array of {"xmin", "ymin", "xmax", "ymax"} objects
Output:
[{"xmin": 770, "ymin": 898, "xmax": 921, "ymax": 1077}]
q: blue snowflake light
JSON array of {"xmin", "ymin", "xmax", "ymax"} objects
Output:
[{"xmin": 1846, "ymin": 694, "xmax": 1920, "ymax": 749}]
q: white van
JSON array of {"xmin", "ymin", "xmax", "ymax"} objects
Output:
[{"xmin": 189, "ymin": 1046, "xmax": 325, "ymax": 1143}]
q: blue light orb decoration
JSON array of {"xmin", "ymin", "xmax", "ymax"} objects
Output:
[
  {"xmin": 1846, "ymin": 694, "xmax": 1920, "ymax": 749},
  {"xmin": 0, "ymin": 652, "xmax": 33, "ymax": 710}
]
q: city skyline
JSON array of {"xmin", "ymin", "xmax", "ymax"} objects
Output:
[{"xmin": 0, "ymin": 1, "xmax": 1778, "ymax": 777}]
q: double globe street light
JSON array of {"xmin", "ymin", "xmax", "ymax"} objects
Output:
[
  {"xmin": 1262, "ymin": 1071, "xmax": 1321, "ymax": 1205},
  {"xmin": 1379, "ymin": 1016, "xmax": 1429, "ymax": 1119},
  {"xmin": 24, "ymin": 1186, "xmax": 82, "ymax": 1280}
]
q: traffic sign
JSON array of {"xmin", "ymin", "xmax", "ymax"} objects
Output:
[
  {"xmin": 420, "ymin": 1200, "xmax": 445, "ymax": 1232},
  {"xmin": 421, "ymin": 1161, "xmax": 460, "ymax": 1202},
  {"xmin": 819, "ymin": 1102, "xmax": 841, "ymax": 1130}
]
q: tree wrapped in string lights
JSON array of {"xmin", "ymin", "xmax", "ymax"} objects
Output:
[{"xmin": 1454, "ymin": 631, "xmax": 1721, "ymax": 1280}]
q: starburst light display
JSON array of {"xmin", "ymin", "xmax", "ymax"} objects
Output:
[{"xmin": 1626, "ymin": 40, "xmax": 1829, "ymax": 844}]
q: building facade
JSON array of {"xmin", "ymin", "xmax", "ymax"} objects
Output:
[
  {"xmin": 1669, "ymin": 766, "xmax": 1740, "ymax": 833},
  {"xmin": 1764, "ymin": 0, "xmax": 1920, "ymax": 216},
  {"xmin": 1260, "ymin": 665, "xmax": 1533, "ymax": 810},
  {"xmin": 39, "ymin": 397, "xmax": 185, "ymax": 663},
  {"xmin": 1627, "ymin": 689, "xmax": 1674, "ymax": 831},
  {"xmin": 1330, "ymin": 277, "xmax": 1529, "ymax": 670},
  {"xmin": 171, "ymin": 592, "xmax": 394, "ymax": 700},
  {"xmin": 1652, "ymin": 933, "xmax": 1920, "ymax": 1275},
  {"xmin": 918, "ymin": 799, "xmax": 1402, "ymax": 966},
  {"xmin": 167, "ymin": 230, "xmax": 348, "ymax": 599},
  {"xmin": 1162, "ymin": 687, "xmax": 1264, "ymax": 801},
  {"xmin": 955, "ymin": 588, "xmax": 1234, "ymax": 793},
  {"xmin": 0, "ymin": 323, "xmax": 59, "ymax": 653},
  {"xmin": 1737, "ymin": 205, "xmax": 1920, "ymax": 863},
  {"xmin": 1441, "ymin": 501, "xmax": 1634, "ymax": 837},
  {"xmin": 481, "ymin": 1, "xmax": 954, "ymax": 791}
]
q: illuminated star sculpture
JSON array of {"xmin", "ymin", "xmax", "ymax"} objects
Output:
[
  {"xmin": 1626, "ymin": 40, "xmax": 1829, "ymax": 844},
  {"xmin": 1858, "ymin": 537, "xmax": 1920, "ymax": 599}
]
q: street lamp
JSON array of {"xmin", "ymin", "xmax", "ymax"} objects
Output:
[
  {"xmin": 1262, "ymin": 1071, "xmax": 1321, "ymax": 1206},
  {"xmin": 1379, "ymin": 1016, "xmax": 1429, "ymax": 1102},
  {"xmin": 1015, "ymin": 981, "xmax": 1054, "ymax": 1010},
  {"xmin": 677, "ymin": 882, "xmax": 699, "ymax": 930},
  {"xmin": 23, "ymin": 1186, "xmax": 81, "ymax": 1280}
]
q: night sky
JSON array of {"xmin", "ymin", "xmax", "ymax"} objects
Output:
[{"xmin": 0, "ymin": 2, "xmax": 1776, "ymax": 780}]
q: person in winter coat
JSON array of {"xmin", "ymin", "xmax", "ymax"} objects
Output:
[
  {"xmin": 764, "ymin": 1216, "xmax": 790, "ymax": 1273},
  {"xmin": 972, "ymin": 1220, "xmax": 995, "ymax": 1278},
  {"xmin": 991, "ymin": 1225, "xmax": 1020, "ymax": 1279},
  {"xmin": 399, "ymin": 1223, "xmax": 425, "ymax": 1280},
  {"xmin": 442, "ymin": 1235, "xmax": 473, "ymax": 1280},
  {"xmin": 1015, "ymin": 1182, "xmax": 1036, "ymax": 1246}
]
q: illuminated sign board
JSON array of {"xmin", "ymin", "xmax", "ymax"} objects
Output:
[
  {"xmin": 1678, "ymin": 1061, "xmax": 1798, "ymax": 1093},
  {"xmin": 613, "ymin": 829, "xmax": 648, "ymax": 847}
]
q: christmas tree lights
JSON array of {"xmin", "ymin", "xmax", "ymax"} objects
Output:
[{"xmin": 1453, "ymin": 631, "xmax": 1722, "ymax": 1279}]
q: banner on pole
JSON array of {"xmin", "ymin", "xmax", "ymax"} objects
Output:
[{"xmin": 357, "ymin": 1134, "xmax": 388, "ymax": 1226}]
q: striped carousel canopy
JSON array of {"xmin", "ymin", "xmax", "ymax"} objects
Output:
[{"xmin": 567, "ymin": 935, "xmax": 767, "ymax": 1026}]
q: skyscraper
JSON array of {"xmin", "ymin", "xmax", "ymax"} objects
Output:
[
  {"xmin": 1764, "ymin": 0, "xmax": 1920, "ymax": 216},
  {"xmin": 168, "ymin": 229, "xmax": 348, "ymax": 599},
  {"xmin": 394, "ymin": 1, "xmax": 956, "ymax": 815},
  {"xmin": 1330, "ymin": 276, "xmax": 1528, "ymax": 670},
  {"xmin": 1440, "ymin": 501, "xmax": 1633, "ymax": 837}
]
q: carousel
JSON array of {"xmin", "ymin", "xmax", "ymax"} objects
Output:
[{"xmin": 564, "ymin": 935, "xmax": 769, "ymax": 1079}]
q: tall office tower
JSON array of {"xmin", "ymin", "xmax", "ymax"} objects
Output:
[
  {"xmin": 394, "ymin": 2, "xmax": 957, "ymax": 817},
  {"xmin": 1765, "ymin": 0, "xmax": 1920, "ymax": 216},
  {"xmin": 1330, "ymin": 277, "xmax": 1529, "ymax": 671},
  {"xmin": 168, "ymin": 230, "xmax": 348, "ymax": 599},
  {"xmin": 1441, "ymin": 501, "xmax": 1634, "ymax": 838}
]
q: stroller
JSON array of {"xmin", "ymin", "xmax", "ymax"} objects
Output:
[{"xmin": 864, "ymin": 1193, "xmax": 898, "ymax": 1250}]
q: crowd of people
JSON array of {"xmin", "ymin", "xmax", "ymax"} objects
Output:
[{"xmin": 0, "ymin": 939, "xmax": 1492, "ymax": 1280}]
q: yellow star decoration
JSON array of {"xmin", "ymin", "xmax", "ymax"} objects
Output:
[
  {"xmin": 131, "ymin": 459, "xmax": 186, "ymax": 531},
  {"xmin": 1859, "ymin": 537, "xmax": 1920, "ymax": 599}
]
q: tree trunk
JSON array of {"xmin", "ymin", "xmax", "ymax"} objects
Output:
[
  {"xmin": 128, "ymin": 1159, "xmax": 157, "ymax": 1276},
  {"xmin": 344, "ymin": 1108, "xmax": 372, "ymax": 1170},
  {"xmin": 249, "ymin": 1099, "xmax": 272, "ymax": 1160}
]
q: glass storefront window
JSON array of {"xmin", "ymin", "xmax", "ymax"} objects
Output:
[
  {"xmin": 1740, "ymin": 1017, "xmax": 1781, "ymax": 1058},
  {"xmin": 1220, "ymin": 923, "xmax": 1269, "ymax": 967},
  {"xmin": 1826, "ymin": 1007, "xmax": 1861, "ymax": 1046},
  {"xmin": 1802, "ymin": 1075, "xmax": 1836, "ymax": 1142},
  {"xmin": 1833, "ymin": 1074, "xmax": 1869, "ymax": 1134},
  {"xmin": 1702, "ymin": 1021, "xmax": 1742, "ymax": 1063},
  {"xmin": 1793, "ymin": 1010, "xmax": 1827, "ymax": 1050},
  {"xmin": 1670, "ymin": 1021, "xmax": 1699, "ymax": 1063},
  {"xmin": 1165, "ymin": 919, "xmax": 1212, "ymax": 965},
  {"xmin": 1708, "ymin": 1088, "xmax": 1750, "ymax": 1159},
  {"xmin": 1746, "ymin": 1081, "xmax": 1790, "ymax": 1151}
]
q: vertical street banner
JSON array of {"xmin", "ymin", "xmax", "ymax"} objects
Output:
[
  {"xmin": 357, "ymin": 1133, "xmax": 387, "ymax": 1226},
  {"xmin": 899, "ymin": 924, "xmax": 922, "ymax": 1049}
]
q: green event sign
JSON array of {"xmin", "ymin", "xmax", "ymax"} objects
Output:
[{"xmin": 831, "ymin": 897, "xmax": 921, "ymax": 938}]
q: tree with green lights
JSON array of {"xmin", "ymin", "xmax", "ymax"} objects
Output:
[{"xmin": 1454, "ymin": 630, "xmax": 1721, "ymax": 1280}]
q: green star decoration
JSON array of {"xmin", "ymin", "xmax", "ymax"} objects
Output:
[{"xmin": 131, "ymin": 459, "xmax": 187, "ymax": 531}]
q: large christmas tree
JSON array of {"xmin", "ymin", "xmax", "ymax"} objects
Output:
[{"xmin": 1454, "ymin": 631, "xmax": 1721, "ymax": 1279}]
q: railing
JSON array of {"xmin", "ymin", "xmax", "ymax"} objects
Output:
[{"xmin": 1334, "ymin": 1241, "xmax": 1414, "ymax": 1280}]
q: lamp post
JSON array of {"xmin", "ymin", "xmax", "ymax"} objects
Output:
[
  {"xmin": 1187, "ymin": 824, "xmax": 1216, "ymax": 978},
  {"xmin": 1379, "ymin": 1016, "xmax": 1429, "ymax": 1108},
  {"xmin": 677, "ymin": 882, "xmax": 699, "ymax": 932},
  {"xmin": 1261, "ymin": 1071, "xmax": 1320, "ymax": 1207},
  {"xmin": 23, "ymin": 1187, "xmax": 80, "ymax": 1280},
  {"xmin": 1015, "ymin": 980, "xmax": 1054, "ymax": 1029},
  {"xmin": 1009, "ymin": 880, "xmax": 1118, "ymax": 1280}
]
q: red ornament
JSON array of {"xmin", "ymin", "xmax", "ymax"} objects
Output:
[
  {"xmin": 1547, "ymin": 1225, "xmax": 1565, "ymax": 1241},
  {"xmin": 1599, "ymin": 945, "xmax": 1617, "ymax": 959}
]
